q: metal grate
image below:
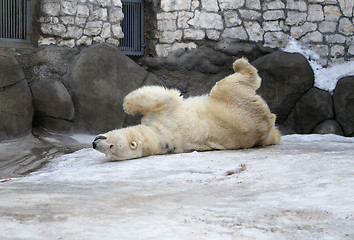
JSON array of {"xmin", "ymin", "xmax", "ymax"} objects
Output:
[
  {"xmin": 118, "ymin": 0, "xmax": 145, "ymax": 56},
  {"xmin": 0, "ymin": 0, "xmax": 31, "ymax": 42}
]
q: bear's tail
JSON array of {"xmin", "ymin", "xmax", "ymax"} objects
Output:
[{"xmin": 233, "ymin": 58, "xmax": 261, "ymax": 90}]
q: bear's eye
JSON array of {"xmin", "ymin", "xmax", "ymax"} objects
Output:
[
  {"xmin": 130, "ymin": 141, "xmax": 137, "ymax": 150},
  {"xmin": 110, "ymin": 145, "xmax": 114, "ymax": 149}
]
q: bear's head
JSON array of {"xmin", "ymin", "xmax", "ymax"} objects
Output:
[{"xmin": 92, "ymin": 127, "xmax": 145, "ymax": 161}]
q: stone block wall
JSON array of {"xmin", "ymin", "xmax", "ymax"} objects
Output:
[
  {"xmin": 38, "ymin": 0, "xmax": 124, "ymax": 48},
  {"xmin": 37, "ymin": 0, "xmax": 354, "ymax": 65},
  {"xmin": 153, "ymin": 0, "xmax": 354, "ymax": 66}
]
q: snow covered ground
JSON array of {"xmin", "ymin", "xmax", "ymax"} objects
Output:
[{"xmin": 1, "ymin": 134, "xmax": 354, "ymax": 240}]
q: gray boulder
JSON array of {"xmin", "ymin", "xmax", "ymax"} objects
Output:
[
  {"xmin": 312, "ymin": 120, "xmax": 344, "ymax": 135},
  {"xmin": 16, "ymin": 46, "xmax": 79, "ymax": 83},
  {"xmin": 252, "ymin": 51, "xmax": 314, "ymax": 123},
  {"xmin": 64, "ymin": 44, "xmax": 163, "ymax": 133},
  {"xmin": 30, "ymin": 80, "xmax": 75, "ymax": 131},
  {"xmin": 333, "ymin": 76, "xmax": 354, "ymax": 137},
  {"xmin": 143, "ymin": 72, "xmax": 165, "ymax": 86},
  {"xmin": 0, "ymin": 53, "xmax": 25, "ymax": 88},
  {"xmin": 275, "ymin": 124, "xmax": 296, "ymax": 136},
  {"xmin": 143, "ymin": 47, "xmax": 233, "ymax": 97},
  {"xmin": 284, "ymin": 88, "xmax": 334, "ymax": 134},
  {"xmin": 212, "ymin": 40, "xmax": 274, "ymax": 59},
  {"xmin": 0, "ymin": 53, "xmax": 33, "ymax": 140},
  {"xmin": 142, "ymin": 41, "xmax": 273, "ymax": 97}
]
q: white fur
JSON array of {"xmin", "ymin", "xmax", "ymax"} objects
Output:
[{"xmin": 93, "ymin": 58, "xmax": 281, "ymax": 161}]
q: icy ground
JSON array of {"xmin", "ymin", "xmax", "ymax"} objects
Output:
[{"xmin": 1, "ymin": 134, "xmax": 354, "ymax": 240}]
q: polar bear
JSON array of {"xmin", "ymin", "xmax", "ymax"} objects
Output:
[{"xmin": 92, "ymin": 58, "xmax": 280, "ymax": 161}]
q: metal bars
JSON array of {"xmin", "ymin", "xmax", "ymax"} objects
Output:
[
  {"xmin": 0, "ymin": 0, "xmax": 31, "ymax": 42},
  {"xmin": 118, "ymin": 0, "xmax": 145, "ymax": 56}
]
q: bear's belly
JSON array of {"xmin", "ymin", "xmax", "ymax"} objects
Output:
[
  {"xmin": 180, "ymin": 119, "xmax": 265, "ymax": 151},
  {"xmin": 152, "ymin": 103, "xmax": 267, "ymax": 153}
]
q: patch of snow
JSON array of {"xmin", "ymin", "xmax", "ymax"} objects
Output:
[
  {"xmin": 282, "ymin": 37, "xmax": 354, "ymax": 93},
  {"xmin": 69, "ymin": 133, "xmax": 96, "ymax": 144},
  {"xmin": 314, "ymin": 61, "xmax": 354, "ymax": 93},
  {"xmin": 282, "ymin": 38, "xmax": 320, "ymax": 62}
]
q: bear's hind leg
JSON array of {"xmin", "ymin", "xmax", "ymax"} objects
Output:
[
  {"xmin": 259, "ymin": 126, "xmax": 281, "ymax": 146},
  {"xmin": 257, "ymin": 114, "xmax": 281, "ymax": 146},
  {"xmin": 123, "ymin": 86, "xmax": 183, "ymax": 116}
]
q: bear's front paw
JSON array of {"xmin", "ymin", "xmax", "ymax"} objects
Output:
[{"xmin": 123, "ymin": 94, "xmax": 139, "ymax": 115}]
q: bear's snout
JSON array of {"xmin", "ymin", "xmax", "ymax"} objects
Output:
[{"xmin": 92, "ymin": 136, "xmax": 107, "ymax": 149}]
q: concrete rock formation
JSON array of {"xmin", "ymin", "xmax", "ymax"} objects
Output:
[
  {"xmin": 1, "ymin": 44, "xmax": 353, "ymax": 140},
  {"xmin": 143, "ymin": 40, "xmax": 273, "ymax": 97},
  {"xmin": 0, "ymin": 53, "xmax": 33, "ymax": 140},
  {"xmin": 312, "ymin": 120, "xmax": 344, "ymax": 135},
  {"xmin": 284, "ymin": 88, "xmax": 334, "ymax": 134},
  {"xmin": 64, "ymin": 44, "xmax": 163, "ymax": 133},
  {"xmin": 30, "ymin": 80, "xmax": 75, "ymax": 132},
  {"xmin": 252, "ymin": 51, "xmax": 314, "ymax": 123},
  {"xmin": 333, "ymin": 76, "xmax": 354, "ymax": 136},
  {"xmin": 17, "ymin": 46, "xmax": 79, "ymax": 83}
]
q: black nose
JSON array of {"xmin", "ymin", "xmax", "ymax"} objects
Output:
[
  {"xmin": 94, "ymin": 136, "xmax": 107, "ymax": 141},
  {"xmin": 92, "ymin": 136, "xmax": 107, "ymax": 149}
]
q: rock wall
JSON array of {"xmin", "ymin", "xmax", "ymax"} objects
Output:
[
  {"xmin": 0, "ymin": 53, "xmax": 34, "ymax": 141},
  {"xmin": 63, "ymin": 44, "xmax": 162, "ymax": 132},
  {"xmin": 38, "ymin": 0, "xmax": 124, "ymax": 47},
  {"xmin": 253, "ymin": 51, "xmax": 354, "ymax": 136},
  {"xmin": 1, "ymin": 44, "xmax": 164, "ymax": 137},
  {"xmin": 1, "ymin": 44, "xmax": 354, "ymax": 140},
  {"xmin": 36, "ymin": 0, "xmax": 354, "ymax": 65},
  {"xmin": 152, "ymin": 0, "xmax": 354, "ymax": 66}
]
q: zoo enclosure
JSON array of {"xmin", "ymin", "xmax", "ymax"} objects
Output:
[
  {"xmin": 118, "ymin": 0, "xmax": 145, "ymax": 56},
  {"xmin": 0, "ymin": 0, "xmax": 31, "ymax": 43}
]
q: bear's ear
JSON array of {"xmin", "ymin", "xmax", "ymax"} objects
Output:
[{"xmin": 130, "ymin": 141, "xmax": 137, "ymax": 150}]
